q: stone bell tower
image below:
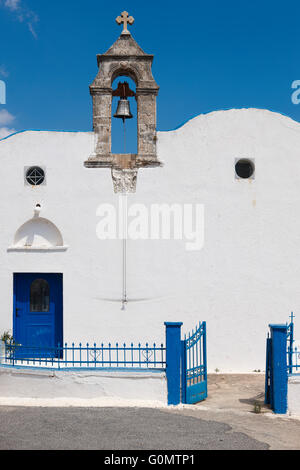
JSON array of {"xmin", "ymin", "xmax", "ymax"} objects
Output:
[{"xmin": 84, "ymin": 12, "xmax": 162, "ymax": 192}]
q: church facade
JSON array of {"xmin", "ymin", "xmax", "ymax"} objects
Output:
[{"xmin": 0, "ymin": 13, "xmax": 300, "ymax": 372}]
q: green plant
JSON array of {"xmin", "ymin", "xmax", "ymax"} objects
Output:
[
  {"xmin": 1, "ymin": 331, "xmax": 14, "ymax": 344},
  {"xmin": 1, "ymin": 331, "xmax": 19, "ymax": 359},
  {"xmin": 214, "ymin": 368, "xmax": 220, "ymax": 373},
  {"xmin": 253, "ymin": 402, "xmax": 262, "ymax": 414}
]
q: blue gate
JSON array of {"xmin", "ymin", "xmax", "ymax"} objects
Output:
[{"xmin": 181, "ymin": 322, "xmax": 207, "ymax": 404}]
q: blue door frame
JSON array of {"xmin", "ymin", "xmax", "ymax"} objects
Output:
[{"xmin": 13, "ymin": 273, "xmax": 63, "ymax": 358}]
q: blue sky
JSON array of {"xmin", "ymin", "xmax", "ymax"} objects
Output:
[{"xmin": 0, "ymin": 0, "xmax": 299, "ymax": 151}]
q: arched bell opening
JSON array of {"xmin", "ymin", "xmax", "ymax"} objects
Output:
[
  {"xmin": 111, "ymin": 75, "xmax": 137, "ymax": 155},
  {"xmin": 110, "ymin": 67, "xmax": 140, "ymax": 88}
]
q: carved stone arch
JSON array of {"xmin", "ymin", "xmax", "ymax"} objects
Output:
[{"xmin": 110, "ymin": 63, "xmax": 142, "ymax": 87}]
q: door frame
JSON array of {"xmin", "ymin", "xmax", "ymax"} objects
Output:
[{"xmin": 13, "ymin": 273, "xmax": 63, "ymax": 356}]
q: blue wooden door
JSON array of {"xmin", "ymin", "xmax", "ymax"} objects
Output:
[{"xmin": 13, "ymin": 273, "xmax": 63, "ymax": 358}]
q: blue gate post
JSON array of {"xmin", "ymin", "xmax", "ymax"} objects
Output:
[
  {"xmin": 165, "ymin": 322, "xmax": 183, "ymax": 405},
  {"xmin": 269, "ymin": 324, "xmax": 288, "ymax": 414},
  {"xmin": 265, "ymin": 334, "xmax": 271, "ymax": 405}
]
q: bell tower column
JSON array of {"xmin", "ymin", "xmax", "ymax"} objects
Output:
[{"xmin": 136, "ymin": 89, "xmax": 158, "ymax": 163}]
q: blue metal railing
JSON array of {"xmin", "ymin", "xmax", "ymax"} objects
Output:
[
  {"xmin": 287, "ymin": 313, "xmax": 300, "ymax": 375},
  {"xmin": 289, "ymin": 346, "xmax": 300, "ymax": 373},
  {"xmin": 185, "ymin": 323, "xmax": 207, "ymax": 388},
  {"xmin": 3, "ymin": 341, "xmax": 166, "ymax": 370}
]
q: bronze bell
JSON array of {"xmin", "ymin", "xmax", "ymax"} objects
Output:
[{"xmin": 114, "ymin": 97, "xmax": 133, "ymax": 122}]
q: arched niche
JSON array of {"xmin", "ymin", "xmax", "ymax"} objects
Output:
[{"xmin": 8, "ymin": 217, "xmax": 67, "ymax": 252}]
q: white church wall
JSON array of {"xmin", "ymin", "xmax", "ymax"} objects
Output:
[
  {"xmin": 0, "ymin": 108, "xmax": 300, "ymax": 372},
  {"xmin": 288, "ymin": 375, "xmax": 300, "ymax": 417},
  {"xmin": 0, "ymin": 367, "xmax": 167, "ymax": 406}
]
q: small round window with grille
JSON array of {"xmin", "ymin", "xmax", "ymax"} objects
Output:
[{"xmin": 26, "ymin": 167, "xmax": 45, "ymax": 186}]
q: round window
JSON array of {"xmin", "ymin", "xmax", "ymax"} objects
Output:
[
  {"xmin": 26, "ymin": 167, "xmax": 45, "ymax": 186},
  {"xmin": 235, "ymin": 159, "xmax": 255, "ymax": 179}
]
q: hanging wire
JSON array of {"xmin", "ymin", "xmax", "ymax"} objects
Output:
[
  {"xmin": 121, "ymin": 193, "xmax": 128, "ymax": 310},
  {"xmin": 123, "ymin": 117, "xmax": 126, "ymax": 154},
  {"xmin": 121, "ymin": 117, "xmax": 128, "ymax": 311}
]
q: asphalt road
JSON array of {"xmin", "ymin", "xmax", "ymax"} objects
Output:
[{"xmin": 0, "ymin": 406, "xmax": 269, "ymax": 450}]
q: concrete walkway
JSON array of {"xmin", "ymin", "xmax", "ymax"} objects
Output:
[
  {"xmin": 167, "ymin": 374, "xmax": 300, "ymax": 450},
  {"xmin": 0, "ymin": 373, "xmax": 300, "ymax": 449}
]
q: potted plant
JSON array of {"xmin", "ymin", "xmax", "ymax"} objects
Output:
[{"xmin": 0, "ymin": 331, "xmax": 15, "ymax": 364}]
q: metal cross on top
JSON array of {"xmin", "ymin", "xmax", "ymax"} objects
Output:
[{"xmin": 116, "ymin": 11, "xmax": 134, "ymax": 35}]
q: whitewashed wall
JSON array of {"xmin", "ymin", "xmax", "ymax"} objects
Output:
[
  {"xmin": 288, "ymin": 375, "xmax": 300, "ymax": 417},
  {"xmin": 0, "ymin": 108, "xmax": 300, "ymax": 372},
  {"xmin": 0, "ymin": 368, "xmax": 167, "ymax": 406}
]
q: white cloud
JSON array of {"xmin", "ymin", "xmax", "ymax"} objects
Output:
[
  {"xmin": 0, "ymin": 127, "xmax": 16, "ymax": 139},
  {"xmin": 4, "ymin": 0, "xmax": 20, "ymax": 11},
  {"xmin": 0, "ymin": 65, "xmax": 9, "ymax": 78},
  {"xmin": 0, "ymin": 109, "xmax": 15, "ymax": 126},
  {"xmin": 1, "ymin": 0, "xmax": 38, "ymax": 37},
  {"xmin": 27, "ymin": 20, "xmax": 37, "ymax": 39},
  {"xmin": 0, "ymin": 109, "xmax": 16, "ymax": 139}
]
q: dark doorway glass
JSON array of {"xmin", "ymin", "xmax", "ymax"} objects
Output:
[{"xmin": 30, "ymin": 279, "xmax": 50, "ymax": 312}]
